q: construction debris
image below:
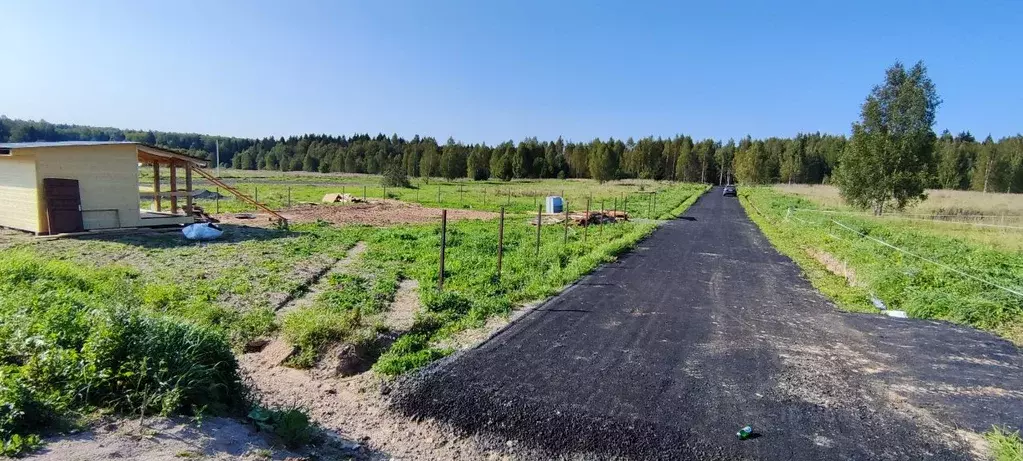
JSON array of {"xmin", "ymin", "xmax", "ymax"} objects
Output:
[
  {"xmin": 532, "ymin": 211, "xmax": 629, "ymax": 226},
  {"xmin": 322, "ymin": 193, "xmax": 365, "ymax": 204}
]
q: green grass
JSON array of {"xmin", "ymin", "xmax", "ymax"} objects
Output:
[
  {"xmin": 0, "ymin": 252, "xmax": 243, "ymax": 455},
  {"xmin": 740, "ymin": 187, "xmax": 1023, "ymax": 344},
  {"xmin": 987, "ymin": 427, "xmax": 1023, "ymax": 461},
  {"xmin": 143, "ymin": 171, "xmax": 699, "ymax": 219}
]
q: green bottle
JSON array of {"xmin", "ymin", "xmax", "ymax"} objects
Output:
[{"xmin": 737, "ymin": 425, "xmax": 753, "ymax": 440}]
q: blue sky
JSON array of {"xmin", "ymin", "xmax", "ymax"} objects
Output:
[{"xmin": 2, "ymin": 0, "xmax": 1021, "ymax": 144}]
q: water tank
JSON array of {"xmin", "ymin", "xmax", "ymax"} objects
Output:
[{"xmin": 545, "ymin": 196, "xmax": 564, "ymax": 214}]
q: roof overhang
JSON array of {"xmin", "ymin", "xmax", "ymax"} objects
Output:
[{"xmin": 137, "ymin": 144, "xmax": 209, "ymax": 167}]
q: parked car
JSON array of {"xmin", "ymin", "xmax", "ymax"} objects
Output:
[{"xmin": 723, "ymin": 185, "xmax": 737, "ymax": 196}]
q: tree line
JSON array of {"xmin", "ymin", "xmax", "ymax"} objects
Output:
[{"xmin": 0, "ymin": 114, "xmax": 1020, "ymax": 193}]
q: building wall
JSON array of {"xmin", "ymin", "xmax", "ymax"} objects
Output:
[
  {"xmin": 0, "ymin": 151, "xmax": 42, "ymax": 233},
  {"xmin": 32, "ymin": 144, "xmax": 143, "ymax": 232}
]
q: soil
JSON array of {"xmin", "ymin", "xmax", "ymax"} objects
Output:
[
  {"xmin": 30, "ymin": 416, "xmax": 308, "ymax": 461},
  {"xmin": 380, "ymin": 279, "xmax": 420, "ymax": 333},
  {"xmin": 391, "ymin": 188, "xmax": 1023, "ymax": 460},
  {"xmin": 215, "ymin": 200, "xmax": 497, "ymax": 228}
]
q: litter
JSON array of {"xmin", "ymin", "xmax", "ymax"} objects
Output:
[
  {"xmin": 885, "ymin": 310, "xmax": 908, "ymax": 318},
  {"xmin": 182, "ymin": 222, "xmax": 224, "ymax": 240},
  {"xmin": 737, "ymin": 425, "xmax": 753, "ymax": 440},
  {"xmin": 870, "ymin": 296, "xmax": 887, "ymax": 311}
]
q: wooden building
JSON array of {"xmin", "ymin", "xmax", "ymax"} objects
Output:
[{"xmin": 0, "ymin": 141, "xmax": 207, "ymax": 235}]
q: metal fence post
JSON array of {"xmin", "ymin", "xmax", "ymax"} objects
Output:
[
  {"xmin": 600, "ymin": 200, "xmax": 604, "ymax": 235},
  {"xmin": 287, "ymin": 186, "xmax": 292, "ymax": 208},
  {"xmin": 584, "ymin": 198, "xmax": 590, "ymax": 243},
  {"xmin": 497, "ymin": 207, "xmax": 505, "ymax": 279},
  {"xmin": 439, "ymin": 209, "xmax": 447, "ymax": 290},
  {"xmin": 215, "ymin": 187, "xmax": 220, "ymax": 214},
  {"xmin": 535, "ymin": 204, "xmax": 543, "ymax": 256},
  {"xmin": 363, "ymin": 185, "xmax": 367, "ymax": 201},
  {"xmin": 563, "ymin": 200, "xmax": 569, "ymax": 244}
]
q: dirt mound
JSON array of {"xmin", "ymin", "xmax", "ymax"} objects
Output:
[{"xmin": 216, "ymin": 200, "xmax": 497, "ymax": 227}]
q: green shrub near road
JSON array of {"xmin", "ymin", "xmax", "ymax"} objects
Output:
[
  {"xmin": 0, "ymin": 252, "xmax": 242, "ymax": 455},
  {"xmin": 740, "ymin": 187, "xmax": 1023, "ymax": 344}
]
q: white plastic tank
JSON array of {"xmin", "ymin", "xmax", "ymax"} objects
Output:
[{"xmin": 545, "ymin": 196, "xmax": 564, "ymax": 214}]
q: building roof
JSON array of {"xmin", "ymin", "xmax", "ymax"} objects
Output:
[
  {"xmin": 0, "ymin": 141, "xmax": 208, "ymax": 167},
  {"xmin": 0, "ymin": 141, "xmax": 137, "ymax": 149}
]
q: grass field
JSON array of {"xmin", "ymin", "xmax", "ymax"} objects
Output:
[
  {"xmin": 741, "ymin": 186, "xmax": 1023, "ymax": 345},
  {"xmin": 142, "ymin": 169, "xmax": 687, "ymax": 219},
  {"xmin": 774, "ymin": 185, "xmax": 1023, "ymax": 252},
  {"xmin": 0, "ymin": 175, "xmax": 707, "ymax": 454}
]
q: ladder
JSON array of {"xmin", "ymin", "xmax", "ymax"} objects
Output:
[{"xmin": 191, "ymin": 167, "xmax": 288, "ymax": 227}]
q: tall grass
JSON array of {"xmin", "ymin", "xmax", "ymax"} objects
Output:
[
  {"xmin": 0, "ymin": 252, "xmax": 242, "ymax": 455},
  {"xmin": 741, "ymin": 187, "xmax": 1023, "ymax": 344}
]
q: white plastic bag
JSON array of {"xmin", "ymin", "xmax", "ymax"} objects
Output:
[{"xmin": 182, "ymin": 223, "xmax": 223, "ymax": 241}]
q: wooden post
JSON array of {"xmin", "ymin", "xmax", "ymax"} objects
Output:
[
  {"xmin": 184, "ymin": 163, "xmax": 193, "ymax": 215},
  {"xmin": 438, "ymin": 210, "xmax": 447, "ymax": 290},
  {"xmin": 600, "ymin": 200, "xmax": 604, "ymax": 235},
  {"xmin": 287, "ymin": 186, "xmax": 292, "ymax": 207},
  {"xmin": 497, "ymin": 207, "xmax": 505, "ymax": 278},
  {"xmin": 363, "ymin": 185, "xmax": 367, "ymax": 201},
  {"xmin": 563, "ymin": 199, "xmax": 569, "ymax": 244},
  {"xmin": 535, "ymin": 204, "xmax": 542, "ymax": 256},
  {"xmin": 169, "ymin": 162, "xmax": 178, "ymax": 214},
  {"xmin": 613, "ymin": 196, "xmax": 617, "ymax": 218},
  {"xmin": 215, "ymin": 187, "xmax": 220, "ymax": 214},
  {"xmin": 383, "ymin": 186, "xmax": 387, "ymax": 199},
  {"xmin": 152, "ymin": 162, "xmax": 161, "ymax": 212}
]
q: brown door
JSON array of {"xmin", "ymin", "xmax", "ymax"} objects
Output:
[{"xmin": 43, "ymin": 178, "xmax": 84, "ymax": 234}]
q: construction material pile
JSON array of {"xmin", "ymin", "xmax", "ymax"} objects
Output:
[
  {"xmin": 532, "ymin": 211, "xmax": 629, "ymax": 226},
  {"xmin": 322, "ymin": 193, "xmax": 365, "ymax": 204}
]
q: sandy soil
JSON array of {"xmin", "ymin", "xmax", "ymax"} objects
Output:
[
  {"xmin": 29, "ymin": 416, "xmax": 308, "ymax": 461},
  {"xmin": 216, "ymin": 200, "xmax": 497, "ymax": 227}
]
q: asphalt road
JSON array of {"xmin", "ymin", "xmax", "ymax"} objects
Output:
[{"xmin": 394, "ymin": 187, "xmax": 1023, "ymax": 460}]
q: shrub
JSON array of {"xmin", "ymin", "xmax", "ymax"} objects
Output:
[{"xmin": 381, "ymin": 163, "xmax": 411, "ymax": 188}]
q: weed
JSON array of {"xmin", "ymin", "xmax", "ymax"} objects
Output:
[
  {"xmin": 247, "ymin": 405, "xmax": 313, "ymax": 449},
  {"xmin": 987, "ymin": 426, "xmax": 1023, "ymax": 461}
]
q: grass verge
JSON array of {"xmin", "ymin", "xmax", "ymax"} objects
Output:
[
  {"xmin": 987, "ymin": 426, "xmax": 1023, "ymax": 461},
  {"xmin": 739, "ymin": 187, "xmax": 1023, "ymax": 344}
]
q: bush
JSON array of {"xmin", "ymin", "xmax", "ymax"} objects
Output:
[
  {"xmin": 0, "ymin": 253, "xmax": 243, "ymax": 455},
  {"xmin": 247, "ymin": 406, "xmax": 312, "ymax": 448}
]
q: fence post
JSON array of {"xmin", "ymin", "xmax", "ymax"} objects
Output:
[
  {"xmin": 215, "ymin": 187, "xmax": 220, "ymax": 214},
  {"xmin": 483, "ymin": 188, "xmax": 487, "ymax": 206},
  {"xmin": 342, "ymin": 185, "xmax": 346, "ymax": 196},
  {"xmin": 439, "ymin": 209, "xmax": 447, "ymax": 290},
  {"xmin": 254, "ymin": 186, "xmax": 258, "ymax": 205},
  {"xmin": 460, "ymin": 185, "xmax": 464, "ymax": 206},
  {"xmin": 653, "ymin": 191, "xmax": 657, "ymax": 216},
  {"xmin": 535, "ymin": 204, "xmax": 543, "ymax": 256},
  {"xmin": 623, "ymin": 194, "xmax": 628, "ymax": 216},
  {"xmin": 507, "ymin": 189, "xmax": 511, "ymax": 206},
  {"xmin": 563, "ymin": 199, "xmax": 569, "ymax": 244},
  {"xmin": 287, "ymin": 186, "xmax": 292, "ymax": 208},
  {"xmin": 648, "ymin": 192, "xmax": 652, "ymax": 216},
  {"xmin": 497, "ymin": 207, "xmax": 505, "ymax": 279},
  {"xmin": 438, "ymin": 185, "xmax": 441, "ymax": 203},
  {"xmin": 584, "ymin": 198, "xmax": 590, "ymax": 243},
  {"xmin": 600, "ymin": 200, "xmax": 605, "ymax": 235},
  {"xmin": 613, "ymin": 197, "xmax": 617, "ymax": 217},
  {"xmin": 363, "ymin": 185, "xmax": 367, "ymax": 201}
]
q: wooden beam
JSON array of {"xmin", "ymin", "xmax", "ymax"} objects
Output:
[
  {"xmin": 169, "ymin": 161, "xmax": 178, "ymax": 214},
  {"xmin": 153, "ymin": 162, "xmax": 161, "ymax": 212},
  {"xmin": 185, "ymin": 163, "xmax": 193, "ymax": 215}
]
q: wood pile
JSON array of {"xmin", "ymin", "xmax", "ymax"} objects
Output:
[{"xmin": 532, "ymin": 211, "xmax": 629, "ymax": 226}]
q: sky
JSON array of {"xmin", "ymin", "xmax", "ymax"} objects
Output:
[{"xmin": 2, "ymin": 0, "xmax": 1022, "ymax": 144}]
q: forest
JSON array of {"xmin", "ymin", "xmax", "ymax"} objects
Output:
[{"xmin": 1, "ymin": 116, "xmax": 1021, "ymax": 193}]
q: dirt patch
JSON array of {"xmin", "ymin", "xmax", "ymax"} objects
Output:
[
  {"xmin": 276, "ymin": 242, "xmax": 368, "ymax": 314},
  {"xmin": 806, "ymin": 247, "xmax": 858, "ymax": 286},
  {"xmin": 237, "ymin": 357, "xmax": 510, "ymax": 460},
  {"xmin": 216, "ymin": 200, "xmax": 498, "ymax": 228},
  {"xmin": 31, "ymin": 416, "xmax": 306, "ymax": 461},
  {"xmin": 381, "ymin": 279, "xmax": 420, "ymax": 333}
]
